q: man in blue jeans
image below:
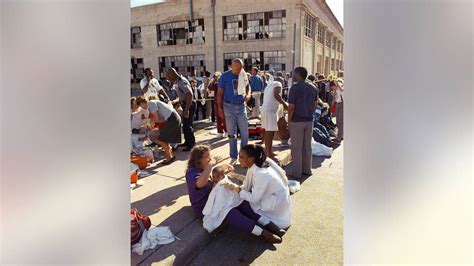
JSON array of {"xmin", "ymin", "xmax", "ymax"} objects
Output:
[{"xmin": 216, "ymin": 58, "xmax": 250, "ymax": 165}]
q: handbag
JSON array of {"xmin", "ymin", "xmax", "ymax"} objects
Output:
[{"xmin": 131, "ymin": 209, "xmax": 152, "ymax": 245}]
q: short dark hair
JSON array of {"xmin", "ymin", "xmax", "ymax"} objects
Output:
[
  {"xmin": 136, "ymin": 96, "xmax": 147, "ymax": 105},
  {"xmin": 294, "ymin": 67, "xmax": 308, "ymax": 80},
  {"xmin": 144, "ymin": 68, "xmax": 152, "ymax": 74},
  {"xmin": 308, "ymin": 75, "xmax": 316, "ymax": 82}
]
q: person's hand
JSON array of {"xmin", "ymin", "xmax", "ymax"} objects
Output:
[
  {"xmin": 243, "ymin": 94, "xmax": 250, "ymax": 103},
  {"xmin": 223, "ymin": 163, "xmax": 234, "ymax": 173},
  {"xmin": 183, "ymin": 109, "xmax": 189, "ymax": 118},
  {"xmin": 209, "ymin": 156, "xmax": 223, "ymax": 166},
  {"xmin": 222, "ymin": 181, "xmax": 241, "ymax": 193}
]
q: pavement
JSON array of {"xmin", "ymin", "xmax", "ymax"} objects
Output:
[{"xmin": 131, "ymin": 119, "xmax": 343, "ymax": 265}]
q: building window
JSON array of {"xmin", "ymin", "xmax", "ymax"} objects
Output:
[
  {"xmin": 341, "ymin": 43, "xmax": 343, "ymax": 53},
  {"xmin": 326, "ymin": 32, "xmax": 332, "ymax": 47},
  {"xmin": 131, "ymin": 57, "xmax": 144, "ymax": 83},
  {"xmin": 131, "ymin": 27, "xmax": 142, "ymax": 48},
  {"xmin": 157, "ymin": 19, "xmax": 205, "ymax": 46},
  {"xmin": 331, "ymin": 59, "xmax": 335, "ymax": 71},
  {"xmin": 158, "ymin": 54, "xmax": 206, "ymax": 79},
  {"xmin": 223, "ymin": 10, "xmax": 286, "ymax": 41},
  {"xmin": 317, "ymin": 24, "xmax": 324, "ymax": 43},
  {"xmin": 304, "ymin": 12, "xmax": 315, "ymax": 39},
  {"xmin": 340, "ymin": 60, "xmax": 343, "ymax": 70},
  {"xmin": 223, "ymin": 15, "xmax": 244, "ymax": 41},
  {"xmin": 223, "ymin": 50, "xmax": 286, "ymax": 72},
  {"xmin": 332, "ymin": 37, "xmax": 337, "ymax": 49}
]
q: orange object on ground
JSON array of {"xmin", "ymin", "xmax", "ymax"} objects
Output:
[
  {"xmin": 131, "ymin": 155, "xmax": 148, "ymax": 169},
  {"xmin": 130, "ymin": 171, "xmax": 138, "ymax": 184}
]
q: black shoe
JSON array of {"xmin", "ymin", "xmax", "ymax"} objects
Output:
[
  {"xmin": 178, "ymin": 143, "xmax": 189, "ymax": 148},
  {"xmin": 264, "ymin": 222, "xmax": 286, "ymax": 238},
  {"xmin": 182, "ymin": 144, "xmax": 195, "ymax": 152},
  {"xmin": 161, "ymin": 156, "xmax": 176, "ymax": 165}
]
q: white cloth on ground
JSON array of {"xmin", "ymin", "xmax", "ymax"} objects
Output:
[
  {"xmin": 237, "ymin": 69, "xmax": 248, "ymax": 95},
  {"xmin": 131, "ymin": 226, "xmax": 176, "ymax": 255},
  {"xmin": 202, "ymin": 176, "xmax": 243, "ymax": 233},
  {"xmin": 240, "ymin": 158, "xmax": 291, "ymax": 229},
  {"xmin": 311, "ymin": 140, "xmax": 333, "ymax": 156}
]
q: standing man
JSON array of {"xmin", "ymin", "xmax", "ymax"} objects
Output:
[
  {"xmin": 287, "ymin": 67, "xmax": 319, "ymax": 179},
  {"xmin": 140, "ymin": 68, "xmax": 169, "ymax": 102},
  {"xmin": 165, "ymin": 68, "xmax": 196, "ymax": 151},
  {"xmin": 249, "ymin": 67, "xmax": 264, "ymax": 118},
  {"xmin": 216, "ymin": 58, "xmax": 251, "ymax": 165}
]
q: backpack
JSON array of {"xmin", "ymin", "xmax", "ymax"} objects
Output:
[{"xmin": 131, "ymin": 209, "xmax": 152, "ymax": 245}]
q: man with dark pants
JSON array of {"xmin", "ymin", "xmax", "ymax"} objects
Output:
[
  {"xmin": 166, "ymin": 68, "xmax": 196, "ymax": 151},
  {"xmin": 216, "ymin": 58, "xmax": 250, "ymax": 165},
  {"xmin": 287, "ymin": 67, "xmax": 319, "ymax": 179}
]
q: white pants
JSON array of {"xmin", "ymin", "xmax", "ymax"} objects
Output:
[{"xmin": 252, "ymin": 91, "xmax": 261, "ymax": 118}]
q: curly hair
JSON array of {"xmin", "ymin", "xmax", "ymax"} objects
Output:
[{"xmin": 187, "ymin": 145, "xmax": 210, "ymax": 170}]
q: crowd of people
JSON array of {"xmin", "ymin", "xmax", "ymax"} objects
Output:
[{"xmin": 131, "ymin": 58, "xmax": 344, "ymax": 244}]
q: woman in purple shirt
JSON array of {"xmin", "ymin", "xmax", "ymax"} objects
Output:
[{"xmin": 185, "ymin": 145, "xmax": 284, "ymax": 243}]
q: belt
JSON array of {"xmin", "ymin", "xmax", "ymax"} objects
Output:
[{"xmin": 224, "ymin": 100, "xmax": 244, "ymax": 105}]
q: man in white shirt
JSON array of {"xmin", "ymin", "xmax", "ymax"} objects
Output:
[{"xmin": 140, "ymin": 68, "xmax": 169, "ymax": 102}]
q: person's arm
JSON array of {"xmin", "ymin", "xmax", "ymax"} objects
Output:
[
  {"xmin": 288, "ymin": 104, "xmax": 295, "ymax": 122},
  {"xmin": 216, "ymin": 87, "xmax": 224, "ymax": 118},
  {"xmin": 196, "ymin": 156, "xmax": 222, "ymax": 188},
  {"xmin": 244, "ymin": 83, "xmax": 251, "ymax": 102},
  {"xmin": 273, "ymin": 87, "xmax": 288, "ymax": 110},
  {"xmin": 141, "ymin": 79, "xmax": 150, "ymax": 94},
  {"xmin": 238, "ymin": 174, "xmax": 269, "ymax": 203},
  {"xmin": 183, "ymin": 92, "xmax": 192, "ymax": 118},
  {"xmin": 158, "ymin": 87, "xmax": 169, "ymax": 103}
]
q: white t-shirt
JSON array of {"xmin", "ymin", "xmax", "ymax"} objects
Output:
[
  {"xmin": 140, "ymin": 77, "xmax": 162, "ymax": 100},
  {"xmin": 131, "ymin": 107, "xmax": 149, "ymax": 130},
  {"xmin": 262, "ymin": 81, "xmax": 283, "ymax": 113}
]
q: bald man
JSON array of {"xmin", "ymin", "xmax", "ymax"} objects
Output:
[
  {"xmin": 166, "ymin": 68, "xmax": 196, "ymax": 151},
  {"xmin": 216, "ymin": 58, "xmax": 251, "ymax": 164}
]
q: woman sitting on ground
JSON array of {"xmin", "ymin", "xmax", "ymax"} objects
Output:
[
  {"xmin": 223, "ymin": 144, "xmax": 291, "ymax": 231},
  {"xmin": 185, "ymin": 145, "xmax": 284, "ymax": 244},
  {"xmin": 145, "ymin": 98, "xmax": 182, "ymax": 165}
]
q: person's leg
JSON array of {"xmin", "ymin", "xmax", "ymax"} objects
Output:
[
  {"xmin": 253, "ymin": 92, "xmax": 261, "ymax": 117},
  {"xmin": 223, "ymin": 208, "xmax": 260, "ymax": 234},
  {"xmin": 302, "ymin": 122, "xmax": 313, "ymax": 175},
  {"xmin": 336, "ymin": 102, "xmax": 343, "ymax": 140},
  {"xmin": 264, "ymin": 131, "xmax": 276, "ymax": 157},
  {"xmin": 224, "ymin": 103, "xmax": 238, "ymax": 159},
  {"xmin": 187, "ymin": 102, "xmax": 196, "ymax": 146},
  {"xmin": 210, "ymin": 100, "xmax": 215, "ymax": 122},
  {"xmin": 156, "ymin": 140, "xmax": 173, "ymax": 159},
  {"xmin": 288, "ymin": 122, "xmax": 304, "ymax": 178},
  {"xmin": 237, "ymin": 104, "xmax": 249, "ymax": 149}
]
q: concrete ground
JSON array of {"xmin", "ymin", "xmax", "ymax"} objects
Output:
[{"xmin": 131, "ymin": 119, "xmax": 343, "ymax": 265}]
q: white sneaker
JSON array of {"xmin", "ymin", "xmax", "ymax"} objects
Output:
[
  {"xmin": 217, "ymin": 133, "xmax": 225, "ymax": 138},
  {"xmin": 230, "ymin": 158, "xmax": 237, "ymax": 165}
]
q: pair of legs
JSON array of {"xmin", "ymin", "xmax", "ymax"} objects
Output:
[
  {"xmin": 214, "ymin": 100, "xmax": 226, "ymax": 133},
  {"xmin": 263, "ymin": 131, "xmax": 277, "ymax": 158},
  {"xmin": 288, "ymin": 121, "xmax": 313, "ymax": 179},
  {"xmin": 335, "ymin": 102, "xmax": 343, "ymax": 141},
  {"xmin": 251, "ymin": 91, "xmax": 262, "ymax": 118},
  {"xmin": 223, "ymin": 201, "xmax": 268, "ymax": 234},
  {"xmin": 147, "ymin": 129, "xmax": 174, "ymax": 160},
  {"xmin": 181, "ymin": 101, "xmax": 196, "ymax": 148},
  {"xmin": 223, "ymin": 102, "xmax": 249, "ymax": 160}
]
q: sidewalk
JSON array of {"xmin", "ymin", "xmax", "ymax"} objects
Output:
[{"xmin": 131, "ymin": 121, "xmax": 291, "ymax": 265}]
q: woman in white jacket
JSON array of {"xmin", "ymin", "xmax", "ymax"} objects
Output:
[{"xmin": 225, "ymin": 144, "xmax": 292, "ymax": 231}]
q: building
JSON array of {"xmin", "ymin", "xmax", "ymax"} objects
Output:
[{"xmin": 131, "ymin": 0, "xmax": 343, "ymax": 88}]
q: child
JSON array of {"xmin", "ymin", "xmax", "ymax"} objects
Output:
[{"xmin": 202, "ymin": 165, "xmax": 243, "ymax": 233}]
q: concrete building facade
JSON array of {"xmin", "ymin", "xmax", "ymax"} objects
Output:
[{"xmin": 130, "ymin": 0, "xmax": 343, "ymax": 87}]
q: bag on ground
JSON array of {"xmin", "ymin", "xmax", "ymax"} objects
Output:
[
  {"xmin": 131, "ymin": 209, "xmax": 152, "ymax": 245},
  {"xmin": 312, "ymin": 127, "xmax": 332, "ymax": 147},
  {"xmin": 311, "ymin": 140, "xmax": 333, "ymax": 157}
]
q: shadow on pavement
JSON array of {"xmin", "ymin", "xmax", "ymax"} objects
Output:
[
  {"xmin": 189, "ymin": 226, "xmax": 277, "ymax": 265},
  {"xmin": 131, "ymin": 182, "xmax": 188, "ymax": 219}
]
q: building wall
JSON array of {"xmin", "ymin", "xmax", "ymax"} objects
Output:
[{"xmin": 130, "ymin": 0, "xmax": 343, "ymax": 87}]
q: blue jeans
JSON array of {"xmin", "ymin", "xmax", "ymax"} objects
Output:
[{"xmin": 223, "ymin": 101, "xmax": 249, "ymax": 159}]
